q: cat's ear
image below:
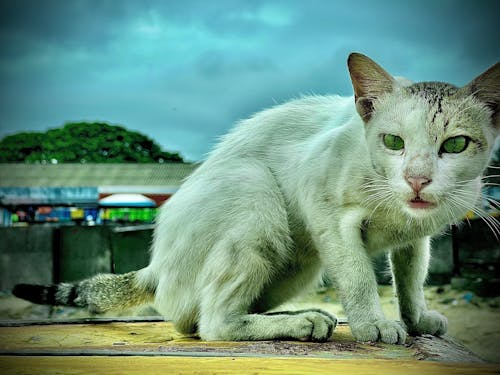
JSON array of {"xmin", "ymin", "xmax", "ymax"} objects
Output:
[
  {"xmin": 347, "ymin": 53, "xmax": 395, "ymax": 122},
  {"xmin": 461, "ymin": 61, "xmax": 500, "ymax": 130}
]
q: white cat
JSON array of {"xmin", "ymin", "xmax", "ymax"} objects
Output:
[{"xmin": 14, "ymin": 53, "xmax": 499, "ymax": 344}]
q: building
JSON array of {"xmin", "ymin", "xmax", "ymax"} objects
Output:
[{"xmin": 0, "ymin": 163, "xmax": 198, "ymax": 226}]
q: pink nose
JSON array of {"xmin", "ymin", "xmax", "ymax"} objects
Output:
[{"xmin": 406, "ymin": 176, "xmax": 432, "ymax": 193}]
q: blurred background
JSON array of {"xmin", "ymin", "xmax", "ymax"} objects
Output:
[{"xmin": 0, "ymin": 0, "xmax": 499, "ymax": 362}]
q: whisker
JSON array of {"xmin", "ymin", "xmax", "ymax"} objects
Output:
[
  {"xmin": 448, "ymin": 194, "xmax": 500, "ymax": 240},
  {"xmin": 458, "ymin": 210, "xmax": 498, "ymax": 236},
  {"xmin": 454, "ymin": 209, "xmax": 499, "ymax": 240}
]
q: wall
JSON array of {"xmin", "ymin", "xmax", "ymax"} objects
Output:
[
  {"xmin": 110, "ymin": 226, "xmax": 152, "ymax": 274},
  {"xmin": 0, "ymin": 226, "xmax": 54, "ymax": 289},
  {"xmin": 57, "ymin": 226, "xmax": 112, "ymax": 282},
  {"xmin": 0, "ymin": 225, "xmax": 151, "ymax": 290},
  {"xmin": 0, "ymin": 220, "xmax": 498, "ymax": 291}
]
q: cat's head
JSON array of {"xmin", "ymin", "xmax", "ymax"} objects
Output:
[{"xmin": 348, "ymin": 53, "xmax": 499, "ymax": 225}]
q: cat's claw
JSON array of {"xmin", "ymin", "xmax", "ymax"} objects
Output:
[
  {"xmin": 406, "ymin": 310, "xmax": 448, "ymax": 336},
  {"xmin": 351, "ymin": 320, "xmax": 407, "ymax": 344}
]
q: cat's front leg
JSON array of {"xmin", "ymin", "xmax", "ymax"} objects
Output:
[
  {"xmin": 390, "ymin": 237, "xmax": 448, "ymax": 337},
  {"xmin": 313, "ymin": 208, "xmax": 406, "ymax": 344}
]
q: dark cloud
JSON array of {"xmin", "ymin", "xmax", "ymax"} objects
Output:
[
  {"xmin": 0, "ymin": 1, "xmax": 125, "ymax": 56},
  {"xmin": 0, "ymin": 0, "xmax": 498, "ymax": 161}
]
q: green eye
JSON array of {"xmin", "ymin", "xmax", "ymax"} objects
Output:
[
  {"xmin": 441, "ymin": 136, "xmax": 469, "ymax": 154},
  {"xmin": 383, "ymin": 134, "xmax": 405, "ymax": 151}
]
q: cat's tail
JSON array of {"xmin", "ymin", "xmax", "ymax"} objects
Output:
[{"xmin": 12, "ymin": 270, "xmax": 155, "ymax": 313}]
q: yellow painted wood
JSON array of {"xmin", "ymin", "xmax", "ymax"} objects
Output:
[
  {"xmin": 0, "ymin": 321, "xmax": 413, "ymax": 360},
  {"xmin": 1, "ymin": 356, "xmax": 498, "ymax": 375},
  {"xmin": 0, "ymin": 321, "xmax": 347, "ymax": 350},
  {"xmin": 0, "ymin": 322, "xmax": 185, "ymax": 351},
  {"xmin": 0, "ymin": 321, "xmax": 496, "ymax": 374},
  {"xmin": 0, "ymin": 322, "xmax": 474, "ymax": 362}
]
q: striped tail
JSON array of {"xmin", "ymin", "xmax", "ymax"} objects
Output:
[{"xmin": 12, "ymin": 271, "xmax": 155, "ymax": 314}]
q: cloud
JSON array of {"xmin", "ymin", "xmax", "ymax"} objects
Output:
[{"xmin": 1, "ymin": 0, "xmax": 499, "ymax": 161}]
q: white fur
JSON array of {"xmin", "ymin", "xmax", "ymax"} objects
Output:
[{"xmin": 135, "ymin": 64, "xmax": 498, "ymax": 343}]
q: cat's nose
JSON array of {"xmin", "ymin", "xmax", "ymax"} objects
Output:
[{"xmin": 406, "ymin": 176, "xmax": 432, "ymax": 193}]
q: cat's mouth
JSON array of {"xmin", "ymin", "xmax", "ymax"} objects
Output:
[{"xmin": 408, "ymin": 196, "xmax": 436, "ymax": 209}]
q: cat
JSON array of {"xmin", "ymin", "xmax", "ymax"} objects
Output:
[{"xmin": 13, "ymin": 53, "xmax": 499, "ymax": 344}]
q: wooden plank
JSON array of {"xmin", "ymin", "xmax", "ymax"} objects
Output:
[
  {"xmin": 0, "ymin": 316, "xmax": 167, "ymax": 327},
  {"xmin": 1, "ymin": 356, "xmax": 498, "ymax": 375},
  {"xmin": 0, "ymin": 320, "xmax": 483, "ymax": 362},
  {"xmin": 0, "ymin": 322, "xmax": 388, "ymax": 359}
]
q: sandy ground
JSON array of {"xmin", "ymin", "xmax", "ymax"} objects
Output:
[{"xmin": 1, "ymin": 285, "xmax": 499, "ymax": 362}]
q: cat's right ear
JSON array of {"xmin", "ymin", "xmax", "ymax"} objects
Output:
[{"xmin": 347, "ymin": 53, "xmax": 395, "ymax": 122}]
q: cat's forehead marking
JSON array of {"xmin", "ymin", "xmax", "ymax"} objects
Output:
[
  {"xmin": 404, "ymin": 82, "xmax": 458, "ymax": 103},
  {"xmin": 404, "ymin": 82, "xmax": 459, "ymax": 130}
]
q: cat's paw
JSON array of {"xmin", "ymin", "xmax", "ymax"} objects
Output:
[
  {"xmin": 406, "ymin": 310, "xmax": 448, "ymax": 336},
  {"xmin": 292, "ymin": 311, "xmax": 337, "ymax": 342},
  {"xmin": 351, "ymin": 320, "xmax": 407, "ymax": 344}
]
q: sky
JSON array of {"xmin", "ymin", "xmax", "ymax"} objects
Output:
[{"xmin": 0, "ymin": 0, "xmax": 499, "ymax": 162}]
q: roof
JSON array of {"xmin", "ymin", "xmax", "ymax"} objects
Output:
[
  {"xmin": 0, "ymin": 187, "xmax": 98, "ymax": 206},
  {"xmin": 0, "ymin": 163, "xmax": 199, "ymax": 188}
]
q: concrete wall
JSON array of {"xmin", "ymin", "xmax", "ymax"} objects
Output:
[
  {"xmin": 0, "ymin": 225, "xmax": 151, "ymax": 290},
  {"xmin": 0, "ymin": 226, "xmax": 54, "ymax": 289},
  {"xmin": 57, "ymin": 226, "xmax": 112, "ymax": 282},
  {"xmin": 450, "ymin": 220, "xmax": 500, "ymax": 296},
  {"xmin": 110, "ymin": 227, "xmax": 152, "ymax": 274},
  {"xmin": 453, "ymin": 219, "xmax": 500, "ymax": 272},
  {"xmin": 0, "ymin": 220, "xmax": 498, "ymax": 291}
]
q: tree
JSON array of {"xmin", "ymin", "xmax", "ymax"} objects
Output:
[{"xmin": 0, "ymin": 122, "xmax": 184, "ymax": 163}]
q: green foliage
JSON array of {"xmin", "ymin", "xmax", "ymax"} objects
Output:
[{"xmin": 0, "ymin": 122, "xmax": 184, "ymax": 163}]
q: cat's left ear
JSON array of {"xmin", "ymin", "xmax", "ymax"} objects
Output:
[
  {"xmin": 347, "ymin": 53, "xmax": 395, "ymax": 122},
  {"xmin": 461, "ymin": 61, "xmax": 500, "ymax": 130}
]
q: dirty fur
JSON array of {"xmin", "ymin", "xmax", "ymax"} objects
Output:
[{"xmin": 14, "ymin": 53, "xmax": 499, "ymax": 344}]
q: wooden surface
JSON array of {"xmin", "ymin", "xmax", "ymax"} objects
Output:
[
  {"xmin": 2, "ymin": 357, "xmax": 500, "ymax": 375},
  {"xmin": 0, "ymin": 319, "xmax": 498, "ymax": 374}
]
